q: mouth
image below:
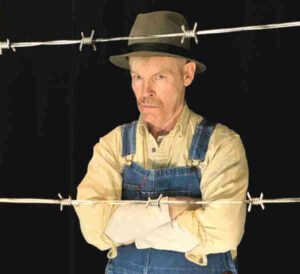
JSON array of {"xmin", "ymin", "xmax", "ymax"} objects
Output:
[{"xmin": 141, "ymin": 104, "xmax": 159, "ymax": 109}]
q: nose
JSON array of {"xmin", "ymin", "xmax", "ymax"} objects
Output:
[{"xmin": 141, "ymin": 80, "xmax": 155, "ymax": 98}]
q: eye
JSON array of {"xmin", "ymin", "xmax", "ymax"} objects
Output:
[
  {"xmin": 157, "ymin": 74, "xmax": 165, "ymax": 80},
  {"xmin": 132, "ymin": 75, "xmax": 142, "ymax": 81}
]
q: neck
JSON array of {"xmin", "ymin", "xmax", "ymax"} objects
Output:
[{"xmin": 148, "ymin": 104, "xmax": 184, "ymax": 140}]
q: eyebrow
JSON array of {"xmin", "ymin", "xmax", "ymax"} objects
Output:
[{"xmin": 130, "ymin": 68, "xmax": 173, "ymax": 75}]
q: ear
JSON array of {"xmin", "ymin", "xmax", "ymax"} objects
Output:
[{"xmin": 183, "ymin": 61, "xmax": 196, "ymax": 87}]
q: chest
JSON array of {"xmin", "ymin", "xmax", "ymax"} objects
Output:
[{"xmin": 121, "ymin": 162, "xmax": 202, "ymax": 200}]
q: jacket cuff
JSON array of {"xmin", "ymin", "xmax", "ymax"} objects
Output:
[{"xmin": 176, "ymin": 210, "xmax": 208, "ymax": 266}]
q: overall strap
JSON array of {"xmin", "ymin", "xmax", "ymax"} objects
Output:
[
  {"xmin": 121, "ymin": 121, "xmax": 138, "ymax": 156},
  {"xmin": 189, "ymin": 118, "xmax": 216, "ymax": 161}
]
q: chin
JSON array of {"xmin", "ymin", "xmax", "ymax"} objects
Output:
[{"xmin": 141, "ymin": 112, "xmax": 158, "ymax": 124}]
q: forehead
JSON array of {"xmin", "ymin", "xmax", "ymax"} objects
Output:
[{"xmin": 130, "ymin": 56, "xmax": 179, "ymax": 74}]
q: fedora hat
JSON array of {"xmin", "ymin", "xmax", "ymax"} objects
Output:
[{"xmin": 109, "ymin": 11, "xmax": 206, "ymax": 73}]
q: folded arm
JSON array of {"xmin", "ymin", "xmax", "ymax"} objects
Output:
[
  {"xmin": 176, "ymin": 132, "xmax": 249, "ymax": 259},
  {"xmin": 104, "ymin": 197, "xmax": 171, "ymax": 244},
  {"xmin": 105, "ymin": 195, "xmax": 203, "ymax": 250},
  {"xmin": 74, "ymin": 128, "xmax": 123, "ymax": 258},
  {"xmin": 104, "ymin": 129, "xmax": 248, "ymax": 256}
]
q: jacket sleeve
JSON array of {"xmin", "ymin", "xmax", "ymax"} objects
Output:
[
  {"xmin": 176, "ymin": 127, "xmax": 249, "ymax": 264},
  {"xmin": 74, "ymin": 128, "xmax": 123, "ymax": 258}
]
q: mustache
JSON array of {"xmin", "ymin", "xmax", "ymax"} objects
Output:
[{"xmin": 138, "ymin": 98, "xmax": 162, "ymax": 107}]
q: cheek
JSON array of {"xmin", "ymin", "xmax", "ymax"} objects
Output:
[
  {"xmin": 160, "ymin": 86, "xmax": 180, "ymax": 107},
  {"xmin": 132, "ymin": 85, "xmax": 140, "ymax": 99}
]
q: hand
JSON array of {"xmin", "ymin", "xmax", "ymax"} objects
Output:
[{"xmin": 168, "ymin": 197, "xmax": 202, "ymax": 220}]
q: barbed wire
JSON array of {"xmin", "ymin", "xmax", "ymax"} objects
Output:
[
  {"xmin": 1, "ymin": 20, "xmax": 300, "ymax": 217},
  {"xmin": 1, "ymin": 192, "xmax": 300, "ymax": 212},
  {"xmin": 1, "ymin": 21, "xmax": 300, "ymax": 55}
]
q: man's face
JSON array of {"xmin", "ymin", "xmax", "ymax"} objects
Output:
[{"xmin": 130, "ymin": 57, "xmax": 186, "ymax": 127}]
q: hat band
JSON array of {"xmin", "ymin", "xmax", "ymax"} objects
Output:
[{"xmin": 127, "ymin": 42, "xmax": 195, "ymax": 60}]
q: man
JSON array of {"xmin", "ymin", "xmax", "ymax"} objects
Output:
[{"xmin": 75, "ymin": 11, "xmax": 248, "ymax": 274}]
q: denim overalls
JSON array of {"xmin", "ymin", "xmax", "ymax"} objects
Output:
[{"xmin": 105, "ymin": 119, "xmax": 238, "ymax": 274}]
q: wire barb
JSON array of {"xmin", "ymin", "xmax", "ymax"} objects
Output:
[
  {"xmin": 145, "ymin": 194, "xmax": 163, "ymax": 209},
  {"xmin": 247, "ymin": 192, "xmax": 265, "ymax": 212},
  {"xmin": 79, "ymin": 30, "xmax": 97, "ymax": 52},
  {"xmin": 0, "ymin": 39, "xmax": 16, "ymax": 55},
  {"xmin": 58, "ymin": 193, "xmax": 72, "ymax": 211},
  {"xmin": 181, "ymin": 23, "xmax": 199, "ymax": 44}
]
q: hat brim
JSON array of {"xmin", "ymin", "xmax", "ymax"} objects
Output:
[{"xmin": 109, "ymin": 51, "xmax": 206, "ymax": 73}]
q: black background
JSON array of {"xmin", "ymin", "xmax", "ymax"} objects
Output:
[{"xmin": 0, "ymin": 1, "xmax": 299, "ymax": 273}]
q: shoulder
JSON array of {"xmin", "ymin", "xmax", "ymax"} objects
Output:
[
  {"xmin": 189, "ymin": 109, "xmax": 244, "ymax": 156},
  {"xmin": 189, "ymin": 109, "xmax": 239, "ymax": 141},
  {"xmin": 99, "ymin": 120, "xmax": 138, "ymax": 152},
  {"xmin": 213, "ymin": 123, "xmax": 240, "ymax": 144},
  {"xmin": 101, "ymin": 120, "xmax": 137, "ymax": 140},
  {"xmin": 100, "ymin": 125, "xmax": 122, "ymax": 145},
  {"xmin": 209, "ymin": 123, "xmax": 246, "ymax": 163}
]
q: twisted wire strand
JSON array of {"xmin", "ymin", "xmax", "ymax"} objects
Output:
[
  {"xmin": 1, "ymin": 21, "xmax": 300, "ymax": 55},
  {"xmin": 1, "ymin": 192, "xmax": 300, "ymax": 212}
]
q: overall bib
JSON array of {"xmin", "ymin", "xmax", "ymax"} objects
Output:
[{"xmin": 105, "ymin": 119, "xmax": 238, "ymax": 274}]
